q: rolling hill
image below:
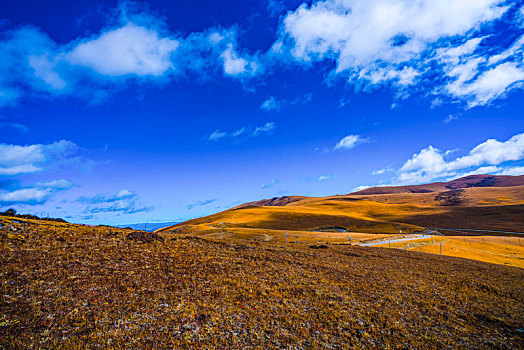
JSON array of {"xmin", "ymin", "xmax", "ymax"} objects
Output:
[
  {"xmin": 351, "ymin": 174, "xmax": 524, "ymax": 195},
  {"xmin": 158, "ymin": 175, "xmax": 524, "ymax": 236}
]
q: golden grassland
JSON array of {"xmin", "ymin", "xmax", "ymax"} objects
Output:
[
  {"xmin": 159, "ymin": 186, "xmax": 524, "ymax": 238},
  {"xmin": 373, "ymin": 236, "xmax": 524, "ymax": 269},
  {"xmin": 1, "ymin": 216, "xmax": 524, "ymax": 349}
]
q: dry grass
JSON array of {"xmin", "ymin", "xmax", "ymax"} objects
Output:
[
  {"xmin": 1, "ymin": 216, "xmax": 523, "ymax": 349},
  {"xmin": 373, "ymin": 236, "xmax": 524, "ymax": 268}
]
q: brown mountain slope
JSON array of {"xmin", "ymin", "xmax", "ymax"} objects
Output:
[
  {"xmin": 232, "ymin": 195, "xmax": 308, "ymax": 209},
  {"xmin": 352, "ymin": 174, "xmax": 524, "ymax": 195},
  {"xmin": 159, "ymin": 175, "xmax": 524, "ymax": 236}
]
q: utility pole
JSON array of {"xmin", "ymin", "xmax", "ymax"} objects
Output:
[{"xmin": 439, "ymin": 243, "xmax": 442, "ymax": 255}]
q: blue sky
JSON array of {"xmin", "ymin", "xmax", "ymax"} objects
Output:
[{"xmin": 1, "ymin": 0, "xmax": 524, "ymax": 225}]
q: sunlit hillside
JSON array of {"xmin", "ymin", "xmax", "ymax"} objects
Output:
[{"xmin": 158, "ymin": 176, "xmax": 524, "ymax": 236}]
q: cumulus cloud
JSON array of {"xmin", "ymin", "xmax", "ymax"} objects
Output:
[
  {"xmin": 209, "ymin": 122, "xmax": 275, "ymax": 141},
  {"xmin": 0, "ymin": 5, "xmax": 262, "ymax": 107},
  {"xmin": 0, "ymin": 140, "xmax": 77, "ymax": 176},
  {"xmin": 334, "ymin": 134, "xmax": 366, "ymax": 151},
  {"xmin": 276, "ymin": 0, "xmax": 524, "ymax": 107},
  {"xmin": 68, "ymin": 23, "xmax": 179, "ymax": 77},
  {"xmin": 392, "ymin": 132, "xmax": 524, "ymax": 184},
  {"xmin": 0, "ymin": 179, "xmax": 72, "ymax": 205}
]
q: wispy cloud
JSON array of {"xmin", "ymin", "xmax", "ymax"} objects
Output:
[
  {"xmin": 334, "ymin": 135, "xmax": 367, "ymax": 151},
  {"xmin": 0, "ymin": 122, "xmax": 29, "ymax": 133},
  {"xmin": 209, "ymin": 122, "xmax": 275, "ymax": 141},
  {"xmin": 318, "ymin": 174, "xmax": 335, "ymax": 181},
  {"xmin": 261, "ymin": 178, "xmax": 279, "ymax": 189},
  {"xmin": 254, "ymin": 122, "xmax": 275, "ymax": 136},
  {"xmin": 187, "ymin": 199, "xmax": 216, "ymax": 210},
  {"xmin": 77, "ymin": 189, "xmax": 134, "ymax": 204},
  {"xmin": 260, "ymin": 93, "xmax": 312, "ymax": 112},
  {"xmin": 260, "ymin": 96, "xmax": 280, "ymax": 111},
  {"xmin": 444, "ymin": 114, "xmax": 460, "ymax": 124},
  {"xmin": 79, "ymin": 189, "xmax": 153, "ymax": 215}
]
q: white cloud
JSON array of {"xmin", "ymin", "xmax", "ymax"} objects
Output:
[
  {"xmin": 444, "ymin": 114, "xmax": 459, "ymax": 124},
  {"xmin": 318, "ymin": 174, "xmax": 334, "ymax": 181},
  {"xmin": 0, "ymin": 11, "xmax": 262, "ymax": 107},
  {"xmin": 352, "ymin": 185, "xmax": 371, "ymax": 192},
  {"xmin": 78, "ymin": 189, "xmax": 152, "ymax": 215},
  {"xmin": 334, "ymin": 134, "xmax": 365, "ymax": 151},
  {"xmin": 209, "ymin": 130, "xmax": 227, "ymax": 141},
  {"xmin": 220, "ymin": 44, "xmax": 258, "ymax": 76},
  {"xmin": 392, "ymin": 132, "xmax": 524, "ymax": 184},
  {"xmin": 280, "ymin": 0, "xmax": 506, "ymax": 69},
  {"xmin": 0, "ymin": 140, "xmax": 77, "ymax": 176},
  {"xmin": 457, "ymin": 62, "xmax": 524, "ymax": 108},
  {"xmin": 260, "ymin": 93, "xmax": 313, "ymax": 112},
  {"xmin": 488, "ymin": 35, "xmax": 524, "ymax": 65},
  {"xmin": 254, "ymin": 122, "xmax": 276, "ymax": 135},
  {"xmin": 209, "ymin": 122, "xmax": 275, "ymax": 141},
  {"xmin": 261, "ymin": 179, "xmax": 279, "ymax": 189},
  {"xmin": 0, "ymin": 188, "xmax": 51, "ymax": 204},
  {"xmin": 276, "ymin": 0, "xmax": 524, "ymax": 107},
  {"xmin": 499, "ymin": 166, "xmax": 524, "ymax": 175},
  {"xmin": 0, "ymin": 179, "xmax": 72, "ymax": 205},
  {"xmin": 68, "ymin": 23, "xmax": 179, "ymax": 77},
  {"xmin": 260, "ymin": 96, "xmax": 280, "ymax": 111},
  {"xmin": 0, "ymin": 1, "xmax": 521, "ymax": 109},
  {"xmin": 447, "ymin": 133, "xmax": 524, "ymax": 170}
]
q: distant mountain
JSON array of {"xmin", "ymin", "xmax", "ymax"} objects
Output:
[
  {"xmin": 116, "ymin": 221, "xmax": 179, "ymax": 232},
  {"xmin": 351, "ymin": 175, "xmax": 524, "ymax": 195}
]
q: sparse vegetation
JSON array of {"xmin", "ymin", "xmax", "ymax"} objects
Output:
[{"xmin": 1, "ymin": 215, "xmax": 523, "ymax": 348}]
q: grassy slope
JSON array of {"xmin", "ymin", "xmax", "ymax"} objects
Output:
[
  {"xmin": 1, "ymin": 216, "xmax": 523, "ymax": 349},
  {"xmin": 159, "ymin": 186, "xmax": 524, "ymax": 236}
]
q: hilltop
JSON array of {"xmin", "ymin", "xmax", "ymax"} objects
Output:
[{"xmin": 351, "ymin": 174, "xmax": 524, "ymax": 195}]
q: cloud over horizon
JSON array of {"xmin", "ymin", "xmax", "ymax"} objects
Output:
[{"xmin": 364, "ymin": 132, "xmax": 524, "ymax": 187}]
